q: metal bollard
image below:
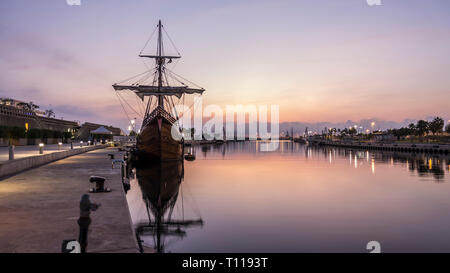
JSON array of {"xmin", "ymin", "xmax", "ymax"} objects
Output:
[
  {"xmin": 70, "ymin": 142, "xmax": 73, "ymax": 150},
  {"xmin": 112, "ymin": 159, "xmax": 124, "ymax": 169},
  {"xmin": 121, "ymin": 163, "xmax": 125, "ymax": 183},
  {"xmin": 89, "ymin": 176, "xmax": 111, "ymax": 193},
  {"xmin": 8, "ymin": 145, "xmax": 14, "ymax": 160},
  {"xmin": 58, "ymin": 142, "xmax": 62, "ymax": 151},
  {"xmin": 78, "ymin": 194, "xmax": 100, "ymax": 253},
  {"xmin": 39, "ymin": 143, "xmax": 44, "ymax": 154}
]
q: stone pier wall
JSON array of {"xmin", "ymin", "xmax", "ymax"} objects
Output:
[{"xmin": 0, "ymin": 144, "xmax": 108, "ymax": 178}]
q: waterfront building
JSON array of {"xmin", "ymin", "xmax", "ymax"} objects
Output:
[
  {"xmin": 0, "ymin": 98, "xmax": 79, "ymax": 133},
  {"xmin": 75, "ymin": 122, "xmax": 124, "ymax": 141}
]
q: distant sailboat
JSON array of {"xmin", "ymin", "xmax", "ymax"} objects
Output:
[{"xmin": 113, "ymin": 20, "xmax": 205, "ymax": 162}]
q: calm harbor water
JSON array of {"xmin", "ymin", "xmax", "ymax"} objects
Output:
[{"xmin": 126, "ymin": 141, "xmax": 450, "ymax": 253}]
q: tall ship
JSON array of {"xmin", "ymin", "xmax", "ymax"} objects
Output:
[{"xmin": 113, "ymin": 20, "xmax": 205, "ymax": 161}]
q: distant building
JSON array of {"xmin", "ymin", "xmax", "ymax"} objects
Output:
[
  {"xmin": 0, "ymin": 97, "xmax": 79, "ymax": 133},
  {"xmin": 75, "ymin": 122, "xmax": 124, "ymax": 141}
]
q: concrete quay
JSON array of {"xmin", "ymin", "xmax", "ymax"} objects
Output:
[
  {"xmin": 0, "ymin": 148, "xmax": 139, "ymax": 253},
  {"xmin": 0, "ymin": 143, "xmax": 82, "ymax": 162},
  {"xmin": 313, "ymin": 140, "xmax": 450, "ymax": 155},
  {"xmin": 0, "ymin": 144, "xmax": 108, "ymax": 178}
]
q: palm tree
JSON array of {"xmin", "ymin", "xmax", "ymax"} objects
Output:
[
  {"xmin": 429, "ymin": 117, "xmax": 444, "ymax": 135},
  {"xmin": 416, "ymin": 120, "xmax": 429, "ymax": 137},
  {"xmin": 45, "ymin": 109, "xmax": 55, "ymax": 118}
]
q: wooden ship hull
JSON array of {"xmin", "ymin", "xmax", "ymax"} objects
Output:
[{"xmin": 136, "ymin": 107, "xmax": 183, "ymax": 162}]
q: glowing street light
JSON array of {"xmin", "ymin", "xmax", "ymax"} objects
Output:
[{"xmin": 39, "ymin": 143, "xmax": 44, "ymax": 154}]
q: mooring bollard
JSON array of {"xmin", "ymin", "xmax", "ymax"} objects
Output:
[
  {"xmin": 121, "ymin": 163, "xmax": 125, "ymax": 183},
  {"xmin": 89, "ymin": 176, "xmax": 111, "ymax": 192},
  {"xmin": 8, "ymin": 145, "xmax": 14, "ymax": 160},
  {"xmin": 70, "ymin": 142, "xmax": 74, "ymax": 149},
  {"xmin": 111, "ymin": 159, "xmax": 124, "ymax": 169},
  {"xmin": 78, "ymin": 194, "xmax": 100, "ymax": 253},
  {"xmin": 39, "ymin": 143, "xmax": 44, "ymax": 154}
]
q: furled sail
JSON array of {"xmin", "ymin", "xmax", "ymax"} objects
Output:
[{"xmin": 112, "ymin": 84, "xmax": 205, "ymax": 99}]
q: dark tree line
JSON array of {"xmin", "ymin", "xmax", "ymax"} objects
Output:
[{"xmin": 390, "ymin": 117, "xmax": 446, "ymax": 138}]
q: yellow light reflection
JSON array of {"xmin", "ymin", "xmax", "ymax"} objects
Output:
[
  {"xmin": 371, "ymin": 159, "xmax": 375, "ymax": 174},
  {"xmin": 429, "ymin": 158, "xmax": 432, "ymax": 170}
]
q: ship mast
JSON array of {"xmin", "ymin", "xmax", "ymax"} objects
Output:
[
  {"xmin": 112, "ymin": 20, "xmax": 205, "ymax": 123},
  {"xmin": 156, "ymin": 20, "xmax": 164, "ymax": 110}
]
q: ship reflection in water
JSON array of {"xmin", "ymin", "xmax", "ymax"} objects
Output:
[
  {"xmin": 128, "ymin": 162, "xmax": 203, "ymax": 253},
  {"xmin": 126, "ymin": 141, "xmax": 450, "ymax": 252}
]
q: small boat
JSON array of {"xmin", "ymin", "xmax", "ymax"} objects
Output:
[
  {"xmin": 184, "ymin": 145, "xmax": 196, "ymax": 161},
  {"xmin": 184, "ymin": 153, "xmax": 196, "ymax": 161},
  {"xmin": 113, "ymin": 20, "xmax": 205, "ymax": 162}
]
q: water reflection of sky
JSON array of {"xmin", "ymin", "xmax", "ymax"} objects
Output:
[{"xmin": 127, "ymin": 141, "xmax": 450, "ymax": 253}]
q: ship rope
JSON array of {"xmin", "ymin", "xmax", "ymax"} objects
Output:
[
  {"xmin": 139, "ymin": 25, "xmax": 158, "ymax": 55},
  {"xmin": 179, "ymin": 182, "xmax": 202, "ymax": 218},
  {"xmin": 115, "ymin": 92, "xmax": 133, "ymax": 125},
  {"xmin": 114, "ymin": 67, "xmax": 154, "ymax": 85},
  {"xmin": 162, "ymin": 25, "xmax": 181, "ymax": 57},
  {"xmin": 116, "ymin": 91, "xmax": 142, "ymax": 117},
  {"xmin": 165, "ymin": 68, "xmax": 204, "ymax": 89}
]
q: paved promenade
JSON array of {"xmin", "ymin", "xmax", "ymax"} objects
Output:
[
  {"xmin": 0, "ymin": 143, "xmax": 88, "ymax": 162},
  {"xmin": 0, "ymin": 148, "xmax": 139, "ymax": 253}
]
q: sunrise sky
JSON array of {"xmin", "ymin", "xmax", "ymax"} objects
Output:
[{"xmin": 1, "ymin": 0, "xmax": 449, "ymax": 130}]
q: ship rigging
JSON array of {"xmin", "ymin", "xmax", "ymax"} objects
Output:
[{"xmin": 113, "ymin": 20, "xmax": 205, "ymax": 161}]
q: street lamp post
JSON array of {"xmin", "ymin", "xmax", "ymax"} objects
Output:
[
  {"xmin": 39, "ymin": 143, "xmax": 44, "ymax": 154},
  {"xmin": 9, "ymin": 144, "xmax": 14, "ymax": 160}
]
